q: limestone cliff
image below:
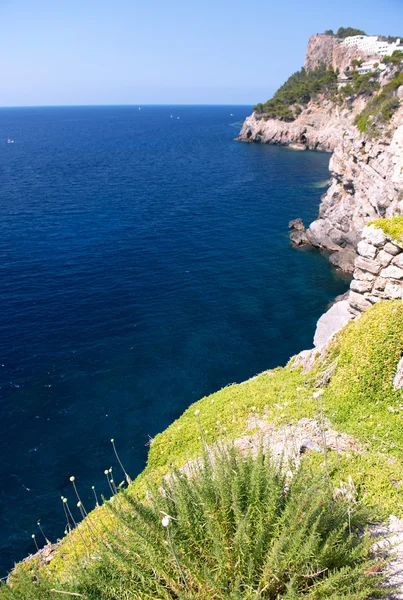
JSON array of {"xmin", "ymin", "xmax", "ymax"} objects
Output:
[{"xmin": 237, "ymin": 35, "xmax": 403, "ymax": 272}]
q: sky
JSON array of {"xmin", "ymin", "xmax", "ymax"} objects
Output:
[{"xmin": 1, "ymin": 0, "xmax": 402, "ymax": 106}]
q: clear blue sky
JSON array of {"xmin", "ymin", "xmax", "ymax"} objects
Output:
[{"xmin": 1, "ymin": 0, "xmax": 402, "ymax": 106}]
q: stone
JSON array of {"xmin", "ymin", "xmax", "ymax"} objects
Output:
[
  {"xmin": 362, "ymin": 224, "xmax": 387, "ymax": 248},
  {"xmin": 290, "ymin": 348, "xmax": 320, "ymax": 374},
  {"xmin": 289, "ymin": 218, "xmax": 305, "ymax": 231},
  {"xmin": 290, "ymin": 230, "xmax": 309, "ymax": 245},
  {"xmin": 355, "ymin": 256, "xmax": 381, "ymax": 275},
  {"xmin": 348, "ymin": 291, "xmax": 373, "ymax": 312},
  {"xmin": 353, "ymin": 268, "xmax": 376, "ymax": 282},
  {"xmin": 384, "ymin": 281, "xmax": 403, "ymax": 299},
  {"xmin": 357, "ymin": 240, "xmax": 378, "ymax": 260},
  {"xmin": 329, "ymin": 249, "xmax": 357, "ymax": 272},
  {"xmin": 378, "ymin": 250, "xmax": 394, "ymax": 267},
  {"xmin": 380, "ymin": 265, "xmax": 403, "ymax": 280},
  {"xmin": 350, "ymin": 279, "xmax": 372, "ymax": 293},
  {"xmin": 393, "ymin": 356, "xmax": 403, "ymax": 390},
  {"xmin": 313, "ymin": 300, "xmax": 352, "ymax": 348},
  {"xmin": 392, "ymin": 254, "xmax": 403, "ymax": 269},
  {"xmin": 384, "ymin": 242, "xmax": 402, "ymax": 256},
  {"xmin": 363, "ymin": 294, "xmax": 381, "ymax": 304},
  {"xmin": 373, "ymin": 277, "xmax": 387, "ymax": 291}
]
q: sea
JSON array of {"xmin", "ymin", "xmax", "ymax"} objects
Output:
[{"xmin": 0, "ymin": 105, "xmax": 350, "ymax": 573}]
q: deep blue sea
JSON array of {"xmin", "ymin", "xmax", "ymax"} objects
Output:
[{"xmin": 0, "ymin": 105, "xmax": 349, "ymax": 573}]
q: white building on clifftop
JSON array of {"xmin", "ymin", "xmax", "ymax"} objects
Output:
[{"xmin": 342, "ymin": 35, "xmax": 402, "ymax": 57}]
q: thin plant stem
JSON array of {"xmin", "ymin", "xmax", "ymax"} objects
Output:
[
  {"xmin": 167, "ymin": 526, "xmax": 188, "ymax": 590},
  {"xmin": 92, "ymin": 485, "xmax": 99, "ymax": 507},
  {"xmin": 111, "ymin": 439, "xmax": 132, "ymax": 485},
  {"xmin": 37, "ymin": 520, "xmax": 51, "ymax": 545}
]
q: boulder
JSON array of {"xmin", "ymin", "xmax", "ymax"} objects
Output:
[
  {"xmin": 355, "ymin": 256, "xmax": 381, "ymax": 275},
  {"xmin": 329, "ymin": 248, "xmax": 357, "ymax": 272},
  {"xmin": 393, "ymin": 356, "xmax": 403, "ymax": 390},
  {"xmin": 353, "ymin": 268, "xmax": 376, "ymax": 282},
  {"xmin": 362, "ymin": 224, "xmax": 387, "ymax": 248},
  {"xmin": 384, "ymin": 281, "xmax": 403, "ymax": 299},
  {"xmin": 392, "ymin": 254, "xmax": 403, "ymax": 269},
  {"xmin": 348, "ymin": 291, "xmax": 373, "ymax": 312},
  {"xmin": 289, "ymin": 218, "xmax": 306, "ymax": 231},
  {"xmin": 378, "ymin": 250, "xmax": 394, "ymax": 267},
  {"xmin": 380, "ymin": 265, "xmax": 403, "ymax": 280},
  {"xmin": 289, "ymin": 218, "xmax": 309, "ymax": 246},
  {"xmin": 313, "ymin": 300, "xmax": 352, "ymax": 348},
  {"xmin": 357, "ymin": 240, "xmax": 378, "ymax": 260},
  {"xmin": 350, "ymin": 279, "xmax": 373, "ymax": 293},
  {"xmin": 384, "ymin": 242, "xmax": 402, "ymax": 256}
]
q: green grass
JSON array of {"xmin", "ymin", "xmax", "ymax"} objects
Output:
[
  {"xmin": 369, "ymin": 216, "xmax": 403, "ymax": 244},
  {"xmin": 2, "ymin": 300, "xmax": 403, "ymax": 597},
  {"xmin": 2, "ymin": 448, "xmax": 386, "ymax": 600}
]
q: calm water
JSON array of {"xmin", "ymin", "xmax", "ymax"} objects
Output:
[{"xmin": 0, "ymin": 105, "xmax": 349, "ymax": 572}]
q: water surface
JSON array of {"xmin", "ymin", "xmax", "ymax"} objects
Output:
[{"xmin": 0, "ymin": 105, "xmax": 348, "ymax": 572}]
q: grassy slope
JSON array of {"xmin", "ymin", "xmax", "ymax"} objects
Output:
[{"xmin": 6, "ymin": 298, "xmax": 403, "ymax": 589}]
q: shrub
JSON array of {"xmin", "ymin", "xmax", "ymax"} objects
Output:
[
  {"xmin": 6, "ymin": 447, "xmax": 385, "ymax": 600},
  {"xmin": 336, "ymin": 27, "xmax": 366, "ymax": 38},
  {"xmin": 254, "ymin": 65, "xmax": 338, "ymax": 120},
  {"xmin": 355, "ymin": 72, "xmax": 403, "ymax": 136}
]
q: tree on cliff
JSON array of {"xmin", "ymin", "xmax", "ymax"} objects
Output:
[{"xmin": 336, "ymin": 27, "xmax": 366, "ymax": 38}]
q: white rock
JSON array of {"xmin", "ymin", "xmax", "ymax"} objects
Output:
[
  {"xmin": 362, "ymin": 224, "xmax": 387, "ymax": 247},
  {"xmin": 378, "ymin": 250, "xmax": 394, "ymax": 267},
  {"xmin": 313, "ymin": 300, "xmax": 352, "ymax": 348},
  {"xmin": 348, "ymin": 291, "xmax": 373, "ymax": 312},
  {"xmin": 392, "ymin": 254, "xmax": 403, "ymax": 269},
  {"xmin": 357, "ymin": 240, "xmax": 378, "ymax": 259},
  {"xmin": 381, "ymin": 265, "xmax": 403, "ymax": 280},
  {"xmin": 384, "ymin": 281, "xmax": 403, "ymax": 299},
  {"xmin": 393, "ymin": 356, "xmax": 403, "ymax": 390},
  {"xmin": 353, "ymin": 268, "xmax": 376, "ymax": 282},
  {"xmin": 355, "ymin": 256, "xmax": 381, "ymax": 275},
  {"xmin": 384, "ymin": 242, "xmax": 402, "ymax": 256},
  {"xmin": 350, "ymin": 279, "xmax": 372, "ymax": 293}
]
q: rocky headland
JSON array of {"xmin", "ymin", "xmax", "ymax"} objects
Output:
[{"xmin": 237, "ymin": 34, "xmax": 403, "ymax": 272}]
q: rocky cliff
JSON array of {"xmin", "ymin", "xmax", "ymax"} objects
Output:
[{"xmin": 237, "ymin": 35, "xmax": 403, "ymax": 272}]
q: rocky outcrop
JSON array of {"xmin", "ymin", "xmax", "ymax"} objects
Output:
[
  {"xmin": 305, "ymin": 111, "xmax": 403, "ymax": 272},
  {"xmin": 237, "ymin": 33, "xmax": 403, "ymax": 272},
  {"xmin": 313, "ymin": 299, "xmax": 352, "ymax": 347},
  {"xmin": 347, "ymin": 224, "xmax": 403, "ymax": 316},
  {"xmin": 237, "ymin": 98, "xmax": 350, "ymax": 152},
  {"xmin": 304, "ymin": 34, "xmax": 370, "ymax": 73}
]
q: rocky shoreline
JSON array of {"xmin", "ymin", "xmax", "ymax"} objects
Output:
[{"xmin": 237, "ymin": 34, "xmax": 403, "ymax": 273}]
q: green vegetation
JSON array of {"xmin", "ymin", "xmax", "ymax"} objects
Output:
[
  {"xmin": 0, "ymin": 449, "xmax": 385, "ymax": 599},
  {"xmin": 354, "ymin": 72, "xmax": 403, "ymax": 136},
  {"xmin": 382, "ymin": 50, "xmax": 403, "ymax": 65},
  {"xmin": 340, "ymin": 70, "xmax": 381, "ymax": 99},
  {"xmin": 254, "ymin": 65, "xmax": 338, "ymax": 120},
  {"xmin": 324, "ymin": 27, "xmax": 366, "ymax": 38},
  {"xmin": 2, "ymin": 299, "xmax": 403, "ymax": 598},
  {"xmin": 370, "ymin": 216, "xmax": 403, "ymax": 243}
]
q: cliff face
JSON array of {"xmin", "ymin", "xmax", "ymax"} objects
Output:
[
  {"xmin": 237, "ymin": 35, "xmax": 403, "ymax": 272},
  {"xmin": 304, "ymin": 33, "xmax": 370, "ymax": 73}
]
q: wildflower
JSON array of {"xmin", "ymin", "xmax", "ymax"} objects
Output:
[
  {"xmin": 69, "ymin": 476, "xmax": 75, "ymax": 482},
  {"xmin": 194, "ymin": 409, "xmax": 200, "ymax": 416},
  {"xmin": 162, "ymin": 515, "xmax": 171, "ymax": 528}
]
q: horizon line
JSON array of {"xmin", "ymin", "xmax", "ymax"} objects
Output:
[{"xmin": 0, "ymin": 103, "xmax": 254, "ymax": 109}]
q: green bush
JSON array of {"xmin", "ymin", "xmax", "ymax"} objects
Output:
[
  {"xmin": 336, "ymin": 27, "xmax": 366, "ymax": 38},
  {"xmin": 5, "ymin": 447, "xmax": 384, "ymax": 600},
  {"xmin": 355, "ymin": 72, "xmax": 403, "ymax": 136},
  {"xmin": 382, "ymin": 50, "xmax": 403, "ymax": 65},
  {"xmin": 254, "ymin": 65, "xmax": 338, "ymax": 120}
]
